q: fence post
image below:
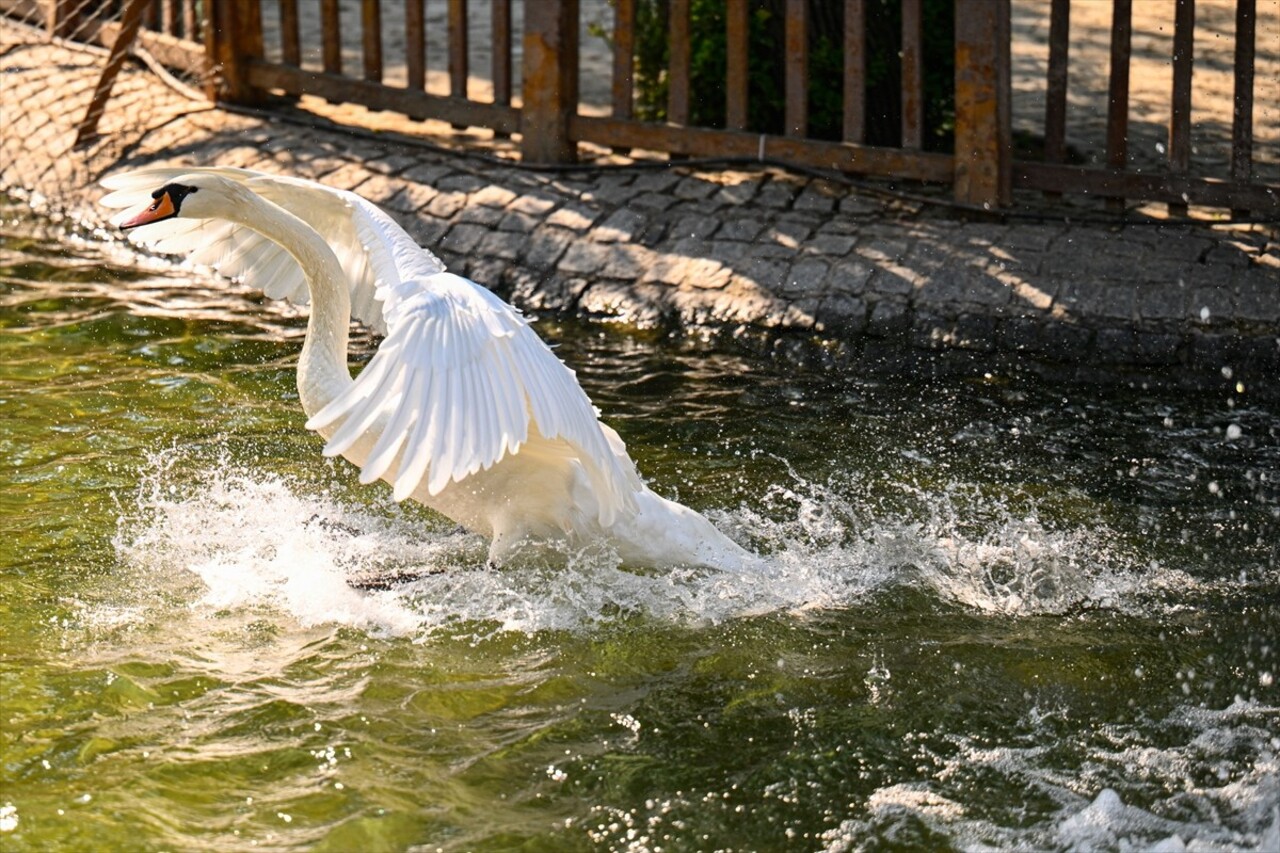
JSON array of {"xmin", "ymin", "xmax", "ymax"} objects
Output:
[
  {"xmin": 47, "ymin": 0, "xmax": 82, "ymax": 39},
  {"xmin": 206, "ymin": 0, "xmax": 264, "ymax": 104},
  {"xmin": 521, "ymin": 0, "xmax": 578, "ymax": 164},
  {"xmin": 953, "ymin": 0, "xmax": 1011, "ymax": 208}
]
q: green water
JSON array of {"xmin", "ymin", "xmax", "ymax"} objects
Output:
[{"xmin": 1, "ymin": 213, "xmax": 1278, "ymax": 852}]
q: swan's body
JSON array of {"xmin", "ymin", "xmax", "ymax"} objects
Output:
[{"xmin": 102, "ymin": 167, "xmax": 756, "ymax": 571}]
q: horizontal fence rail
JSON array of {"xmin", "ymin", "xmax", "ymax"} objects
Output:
[{"xmin": 2, "ymin": 0, "xmax": 1275, "ymax": 214}]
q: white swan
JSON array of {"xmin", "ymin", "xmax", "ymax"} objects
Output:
[{"xmin": 102, "ymin": 167, "xmax": 757, "ymax": 572}]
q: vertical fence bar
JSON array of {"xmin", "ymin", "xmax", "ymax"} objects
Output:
[
  {"xmin": 612, "ymin": 0, "xmax": 635, "ymax": 119},
  {"xmin": 183, "ymin": 0, "xmax": 196, "ymax": 40},
  {"xmin": 321, "ymin": 0, "xmax": 341, "ymax": 74},
  {"xmin": 1042, "ymin": 0, "xmax": 1069, "ymax": 199},
  {"xmin": 954, "ymin": 0, "xmax": 1011, "ymax": 207},
  {"xmin": 1043, "ymin": 0, "xmax": 1069, "ymax": 163},
  {"xmin": 784, "ymin": 0, "xmax": 808, "ymax": 137},
  {"xmin": 901, "ymin": 0, "xmax": 923, "ymax": 149},
  {"xmin": 47, "ymin": 0, "xmax": 80, "ymax": 39},
  {"xmin": 1231, "ymin": 0, "xmax": 1255, "ymax": 215},
  {"xmin": 493, "ymin": 0, "xmax": 512, "ymax": 106},
  {"xmin": 1168, "ymin": 0, "xmax": 1194, "ymax": 215},
  {"xmin": 362, "ymin": 0, "xmax": 382, "ymax": 82},
  {"xmin": 406, "ymin": 0, "xmax": 425, "ymax": 90},
  {"xmin": 668, "ymin": 0, "xmax": 690, "ymax": 125},
  {"xmin": 1105, "ymin": 0, "xmax": 1132, "ymax": 211},
  {"xmin": 521, "ymin": 0, "xmax": 579, "ymax": 163},
  {"xmin": 208, "ymin": 0, "xmax": 264, "ymax": 103},
  {"xmin": 726, "ymin": 0, "xmax": 749, "ymax": 130},
  {"xmin": 449, "ymin": 0, "xmax": 469, "ymax": 99},
  {"xmin": 843, "ymin": 0, "xmax": 865, "ymax": 143},
  {"xmin": 161, "ymin": 0, "xmax": 177, "ymax": 35},
  {"xmin": 280, "ymin": 0, "xmax": 300, "ymax": 65}
]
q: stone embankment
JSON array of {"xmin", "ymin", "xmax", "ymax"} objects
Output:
[{"xmin": 2, "ymin": 31, "xmax": 1277, "ymax": 395}]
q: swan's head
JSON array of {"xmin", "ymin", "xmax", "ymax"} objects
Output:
[{"xmin": 118, "ymin": 173, "xmax": 252, "ymax": 230}]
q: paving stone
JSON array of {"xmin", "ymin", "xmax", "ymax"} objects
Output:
[
  {"xmin": 856, "ymin": 237, "xmax": 910, "ymax": 263},
  {"xmin": 1055, "ymin": 279, "xmax": 1135, "ymax": 320},
  {"xmin": 1093, "ymin": 328, "xmax": 1181, "ymax": 365},
  {"xmin": 506, "ymin": 193, "xmax": 560, "ymax": 217},
  {"xmin": 469, "ymin": 185, "xmax": 518, "ymax": 208},
  {"xmin": 917, "ymin": 265, "xmax": 1012, "ymax": 308},
  {"xmin": 630, "ymin": 170, "xmax": 682, "ymax": 193},
  {"xmin": 819, "ymin": 292, "xmax": 868, "ymax": 332},
  {"xmin": 437, "ymin": 173, "xmax": 490, "ymax": 194},
  {"xmin": 793, "ymin": 186, "xmax": 836, "ymax": 214},
  {"xmin": 867, "ymin": 267, "xmax": 918, "ymax": 296},
  {"xmin": 766, "ymin": 219, "xmax": 814, "ymax": 249},
  {"xmin": 779, "ymin": 259, "xmax": 829, "ymax": 296},
  {"xmin": 400, "ymin": 162, "xmax": 455, "ymax": 185},
  {"xmin": 737, "ymin": 255, "xmax": 789, "ymax": 290},
  {"xmin": 585, "ymin": 175, "xmax": 640, "ymax": 205},
  {"xmin": 1134, "ymin": 282, "xmax": 1188, "ymax": 321},
  {"xmin": 866, "ymin": 298, "xmax": 911, "ymax": 337},
  {"xmin": 498, "ymin": 211, "xmax": 540, "ymax": 233},
  {"xmin": 439, "ymin": 223, "xmax": 489, "ymax": 253},
  {"xmin": 998, "ymin": 224, "xmax": 1063, "ymax": 252},
  {"xmin": 365, "ymin": 153, "xmax": 420, "ymax": 174},
  {"xmin": 476, "ymin": 230, "xmax": 523, "ymax": 261},
  {"xmin": 1234, "ymin": 268, "xmax": 1280, "ymax": 322},
  {"xmin": 716, "ymin": 181, "xmax": 760, "ymax": 206},
  {"xmin": 718, "ymin": 218, "xmax": 767, "ymax": 242},
  {"xmin": 580, "ymin": 282, "xmax": 670, "ymax": 326},
  {"xmin": 600, "ymin": 244, "xmax": 649, "ymax": 281},
  {"xmin": 630, "ymin": 192, "xmax": 681, "ymax": 211},
  {"xmin": 683, "ymin": 257, "xmax": 734, "ymax": 290},
  {"xmin": 389, "ymin": 211, "xmax": 449, "ymax": 249},
  {"xmin": 424, "ymin": 191, "xmax": 467, "ymax": 218},
  {"xmin": 826, "ymin": 259, "xmax": 874, "ymax": 294},
  {"xmin": 457, "ymin": 204, "xmax": 506, "ymax": 226},
  {"xmin": 672, "ymin": 213, "xmax": 721, "ymax": 241},
  {"xmin": 523, "ymin": 228, "xmax": 575, "ymax": 270},
  {"xmin": 593, "ymin": 207, "xmax": 648, "ymax": 243},
  {"xmin": 358, "ymin": 174, "xmax": 407, "ymax": 206},
  {"xmin": 546, "ymin": 204, "xmax": 601, "ymax": 231},
  {"xmin": 558, "ymin": 240, "xmax": 611, "ymax": 275},
  {"xmin": 809, "ymin": 234, "xmax": 857, "ymax": 256},
  {"xmin": 673, "ymin": 176, "xmax": 718, "ymax": 200},
  {"xmin": 755, "ymin": 180, "xmax": 800, "ymax": 209}
]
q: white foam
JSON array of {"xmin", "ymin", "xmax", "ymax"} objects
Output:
[
  {"xmin": 818, "ymin": 700, "xmax": 1280, "ymax": 852},
  {"xmin": 107, "ymin": 447, "xmax": 1191, "ymax": 638}
]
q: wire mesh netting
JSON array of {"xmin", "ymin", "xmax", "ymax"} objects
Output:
[{"xmin": 0, "ymin": 0, "xmax": 212, "ymax": 218}]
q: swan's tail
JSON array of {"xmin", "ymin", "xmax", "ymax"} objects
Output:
[{"xmin": 613, "ymin": 488, "xmax": 763, "ymax": 573}]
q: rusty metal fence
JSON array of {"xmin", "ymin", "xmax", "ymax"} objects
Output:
[{"xmin": 2, "ymin": 0, "xmax": 1276, "ymax": 215}]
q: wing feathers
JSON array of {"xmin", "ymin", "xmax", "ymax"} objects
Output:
[
  {"xmin": 304, "ymin": 273, "xmax": 636, "ymax": 521},
  {"xmin": 103, "ymin": 167, "xmax": 637, "ymax": 525}
]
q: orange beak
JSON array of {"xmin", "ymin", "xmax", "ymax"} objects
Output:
[{"xmin": 120, "ymin": 191, "xmax": 177, "ymax": 230}]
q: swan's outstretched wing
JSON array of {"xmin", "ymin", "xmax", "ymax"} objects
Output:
[
  {"xmin": 100, "ymin": 166, "xmax": 443, "ymax": 334},
  {"xmin": 305, "ymin": 272, "xmax": 639, "ymax": 525}
]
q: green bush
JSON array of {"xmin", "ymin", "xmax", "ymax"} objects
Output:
[{"xmin": 601, "ymin": 0, "xmax": 955, "ymax": 152}]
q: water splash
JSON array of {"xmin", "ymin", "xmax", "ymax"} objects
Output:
[
  {"xmin": 109, "ymin": 446, "xmax": 1189, "ymax": 637},
  {"xmin": 819, "ymin": 699, "xmax": 1280, "ymax": 853}
]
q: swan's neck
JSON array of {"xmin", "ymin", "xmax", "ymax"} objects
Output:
[{"xmin": 224, "ymin": 192, "xmax": 353, "ymax": 415}]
